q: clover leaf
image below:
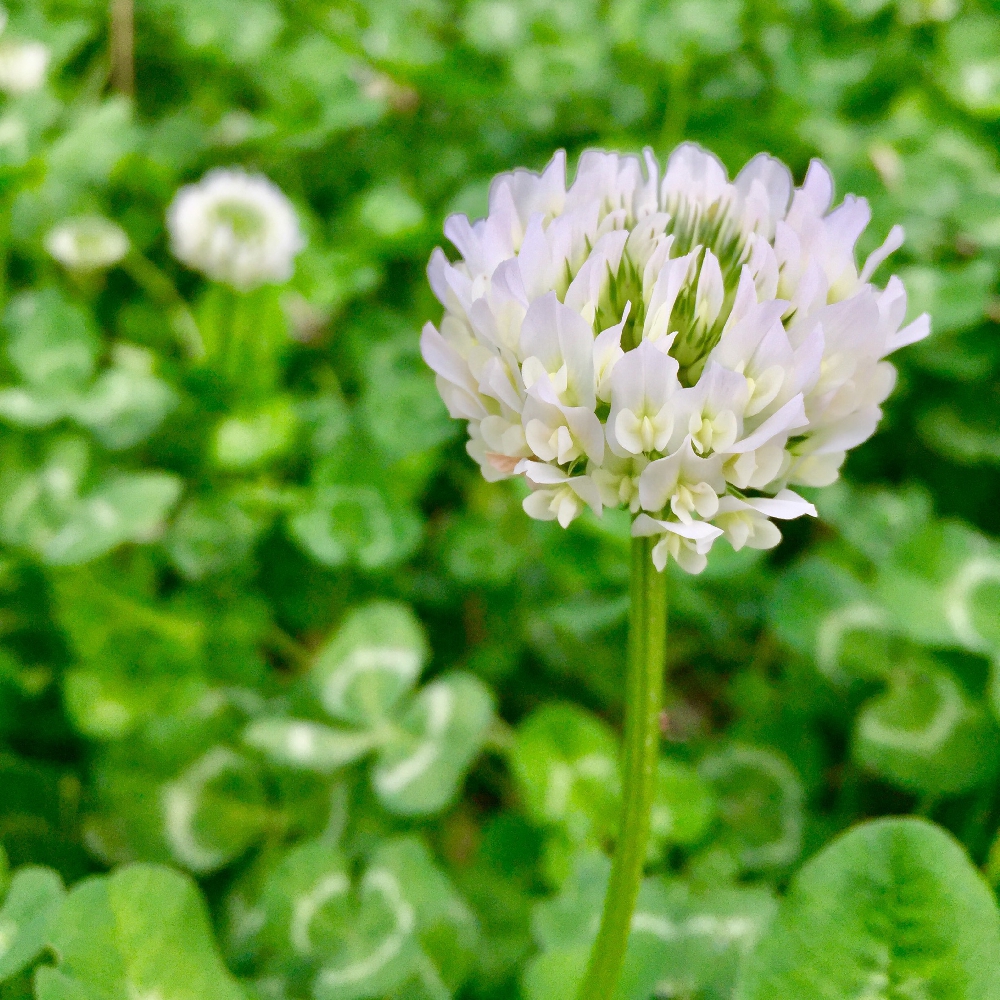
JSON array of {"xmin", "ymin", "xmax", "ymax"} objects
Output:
[
  {"xmin": 233, "ymin": 835, "xmax": 478, "ymax": 1000},
  {"xmin": 39, "ymin": 864, "xmax": 246, "ymax": 1000},
  {"xmin": 243, "ymin": 602, "xmax": 494, "ymax": 816},
  {"xmin": 0, "ymin": 866, "xmax": 65, "ymax": 982},
  {"xmin": 523, "ymin": 851, "xmax": 776, "ymax": 1000},
  {"xmin": 737, "ymin": 818, "xmax": 1000, "ymax": 1000}
]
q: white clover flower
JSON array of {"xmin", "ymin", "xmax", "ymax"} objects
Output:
[
  {"xmin": 0, "ymin": 39, "xmax": 49, "ymax": 94},
  {"xmin": 421, "ymin": 144, "xmax": 930, "ymax": 573},
  {"xmin": 45, "ymin": 216, "xmax": 130, "ymax": 272},
  {"xmin": 167, "ymin": 168, "xmax": 304, "ymax": 291}
]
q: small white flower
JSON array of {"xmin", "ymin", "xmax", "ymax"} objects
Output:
[
  {"xmin": 422, "ymin": 143, "xmax": 930, "ymax": 573},
  {"xmin": 0, "ymin": 39, "xmax": 49, "ymax": 94},
  {"xmin": 167, "ymin": 168, "xmax": 304, "ymax": 291},
  {"xmin": 607, "ymin": 340, "xmax": 679, "ymax": 457},
  {"xmin": 521, "ymin": 461, "xmax": 602, "ymax": 529},
  {"xmin": 632, "ymin": 514, "xmax": 724, "ymax": 575},
  {"xmin": 46, "ymin": 216, "xmax": 130, "ymax": 272},
  {"xmin": 639, "ymin": 438, "xmax": 726, "ymax": 524},
  {"xmin": 712, "ymin": 490, "xmax": 817, "ymax": 551}
]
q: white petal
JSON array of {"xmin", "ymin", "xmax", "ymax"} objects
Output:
[
  {"xmin": 725, "ymin": 394, "xmax": 807, "ymax": 454},
  {"xmin": 444, "ymin": 213, "xmax": 485, "ymax": 273},
  {"xmin": 519, "ymin": 292, "xmax": 596, "ymax": 409},
  {"xmin": 807, "ymin": 406, "xmax": 881, "ymax": 455},
  {"xmin": 663, "ymin": 143, "xmax": 730, "ymax": 206},
  {"xmin": 564, "ymin": 229, "xmax": 629, "ymax": 316},
  {"xmin": 607, "ymin": 339, "xmax": 681, "ymax": 456},
  {"xmin": 567, "ymin": 474, "xmax": 603, "ymax": 516},
  {"xmin": 478, "ymin": 356, "xmax": 523, "ymax": 412},
  {"xmin": 643, "ymin": 250, "xmax": 699, "ymax": 342},
  {"xmin": 860, "ymin": 224, "xmax": 904, "ymax": 283},
  {"xmin": 632, "ymin": 513, "xmax": 724, "ymax": 544},
  {"xmin": 420, "ymin": 323, "xmax": 486, "ymax": 419},
  {"xmin": 594, "ymin": 302, "xmax": 630, "ymax": 401},
  {"xmin": 746, "ymin": 518, "xmax": 782, "ymax": 549},
  {"xmin": 638, "ymin": 451, "xmax": 683, "ymax": 512},
  {"xmin": 523, "ymin": 489, "xmax": 558, "ymax": 521},
  {"xmin": 744, "ymin": 489, "xmax": 817, "ymax": 519},
  {"xmin": 695, "ymin": 250, "xmax": 724, "ymax": 328},
  {"xmin": 564, "ymin": 406, "xmax": 606, "ymax": 464},
  {"xmin": 427, "ymin": 248, "xmax": 452, "ymax": 306},
  {"xmin": 522, "ymin": 461, "xmax": 567, "ymax": 485},
  {"xmin": 886, "ymin": 312, "xmax": 930, "ymax": 353},
  {"xmin": 735, "ymin": 153, "xmax": 792, "ymax": 233},
  {"xmin": 797, "ymin": 159, "xmax": 834, "ymax": 217}
]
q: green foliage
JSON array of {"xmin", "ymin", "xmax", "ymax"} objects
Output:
[
  {"xmin": 0, "ymin": 868, "xmax": 64, "ymax": 981},
  {"xmin": 42, "ymin": 864, "xmax": 246, "ymax": 1000},
  {"xmin": 244, "ymin": 601, "xmax": 495, "ymax": 816},
  {"xmin": 523, "ymin": 852, "xmax": 776, "ymax": 1000},
  {"xmin": 738, "ymin": 818, "xmax": 1000, "ymax": 999},
  {"xmin": 1, "ymin": 0, "xmax": 1000, "ymax": 998}
]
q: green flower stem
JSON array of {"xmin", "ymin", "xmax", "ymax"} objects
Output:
[
  {"xmin": 122, "ymin": 252, "xmax": 204, "ymax": 359},
  {"xmin": 576, "ymin": 534, "xmax": 667, "ymax": 1000},
  {"xmin": 110, "ymin": 0, "xmax": 134, "ymax": 95}
]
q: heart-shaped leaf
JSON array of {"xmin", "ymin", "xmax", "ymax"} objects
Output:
[
  {"xmin": 770, "ymin": 558, "xmax": 898, "ymax": 685},
  {"xmin": 0, "ymin": 866, "xmax": 65, "ymax": 981},
  {"xmin": 44, "ymin": 864, "xmax": 246, "ymax": 1000},
  {"xmin": 42, "ymin": 472, "xmax": 182, "ymax": 566},
  {"xmin": 649, "ymin": 759, "xmax": 715, "ymax": 852},
  {"xmin": 512, "ymin": 705, "xmax": 713, "ymax": 865},
  {"xmin": 372, "ymin": 672, "xmax": 494, "ymax": 815},
  {"xmin": 166, "ymin": 494, "xmax": 263, "ymax": 581},
  {"xmin": 71, "ymin": 351, "xmax": 178, "ymax": 450},
  {"xmin": 240, "ymin": 836, "xmax": 478, "ymax": 1000},
  {"xmin": 311, "ymin": 602, "xmax": 428, "ymax": 729},
  {"xmin": 289, "ymin": 485, "xmax": 419, "ymax": 571},
  {"xmin": 737, "ymin": 817, "xmax": 1000, "ymax": 1000},
  {"xmin": 244, "ymin": 718, "xmax": 381, "ymax": 772},
  {"xmin": 699, "ymin": 744, "xmax": 803, "ymax": 872},
  {"xmin": 854, "ymin": 666, "xmax": 1000, "ymax": 795},
  {"xmin": 256, "ymin": 839, "xmax": 417, "ymax": 996},
  {"xmin": 3, "ymin": 289, "xmax": 98, "ymax": 391},
  {"xmin": 161, "ymin": 747, "xmax": 268, "ymax": 873},
  {"xmin": 511, "ymin": 703, "xmax": 620, "ymax": 843},
  {"xmin": 0, "ymin": 387, "xmax": 73, "ymax": 427}
]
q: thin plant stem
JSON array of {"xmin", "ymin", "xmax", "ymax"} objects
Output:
[
  {"xmin": 109, "ymin": 0, "xmax": 134, "ymax": 95},
  {"xmin": 121, "ymin": 251, "xmax": 205, "ymax": 358},
  {"xmin": 576, "ymin": 534, "xmax": 667, "ymax": 1000}
]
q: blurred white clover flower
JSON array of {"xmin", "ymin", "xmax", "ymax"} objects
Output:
[
  {"xmin": 0, "ymin": 38, "xmax": 48, "ymax": 94},
  {"xmin": 46, "ymin": 215, "xmax": 130, "ymax": 272},
  {"xmin": 422, "ymin": 144, "xmax": 930, "ymax": 574},
  {"xmin": 167, "ymin": 168, "xmax": 304, "ymax": 291}
]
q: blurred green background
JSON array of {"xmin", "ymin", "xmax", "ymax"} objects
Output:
[{"xmin": 1, "ymin": 0, "xmax": 1000, "ymax": 998}]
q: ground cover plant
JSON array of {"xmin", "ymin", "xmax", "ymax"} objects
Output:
[{"xmin": 1, "ymin": 0, "xmax": 1000, "ymax": 998}]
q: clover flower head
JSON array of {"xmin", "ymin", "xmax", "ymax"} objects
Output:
[
  {"xmin": 422, "ymin": 143, "xmax": 931, "ymax": 573},
  {"xmin": 167, "ymin": 168, "xmax": 304, "ymax": 291},
  {"xmin": 46, "ymin": 215, "xmax": 130, "ymax": 272},
  {"xmin": 0, "ymin": 38, "xmax": 48, "ymax": 94}
]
